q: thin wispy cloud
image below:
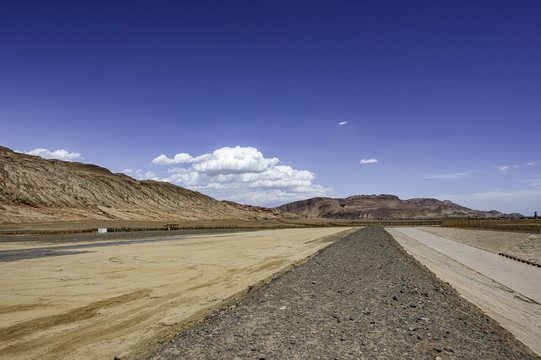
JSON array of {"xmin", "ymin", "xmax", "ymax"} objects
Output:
[
  {"xmin": 360, "ymin": 159, "xmax": 378, "ymax": 164},
  {"xmin": 425, "ymin": 172, "xmax": 468, "ymax": 179},
  {"xmin": 496, "ymin": 165, "xmax": 519, "ymax": 173},
  {"xmin": 434, "ymin": 189, "xmax": 541, "ymax": 214},
  {"xmin": 425, "ymin": 165, "xmax": 516, "ymax": 180},
  {"xmin": 25, "ymin": 148, "xmax": 82, "ymax": 161},
  {"xmin": 521, "ymin": 175, "xmax": 541, "ymax": 189},
  {"xmin": 338, "ymin": 121, "xmax": 348, "ymax": 126}
]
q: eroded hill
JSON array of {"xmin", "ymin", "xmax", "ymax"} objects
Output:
[{"xmin": 0, "ymin": 146, "xmax": 282, "ymax": 223}]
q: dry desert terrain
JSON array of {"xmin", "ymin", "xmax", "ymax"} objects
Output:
[
  {"xmin": 1, "ymin": 226, "xmax": 540, "ymax": 359},
  {"xmin": 0, "ymin": 227, "xmax": 352, "ymax": 359}
]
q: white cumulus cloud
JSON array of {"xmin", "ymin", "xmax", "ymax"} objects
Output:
[
  {"xmin": 154, "ymin": 146, "xmax": 279, "ymax": 175},
  {"xmin": 135, "ymin": 169, "xmax": 158, "ymax": 180},
  {"xmin": 339, "ymin": 121, "xmax": 348, "ymax": 126},
  {"xmin": 360, "ymin": 158, "xmax": 378, "ymax": 164},
  {"xmin": 26, "ymin": 148, "xmax": 82, "ymax": 161},
  {"xmin": 152, "ymin": 153, "xmax": 196, "ymax": 165},
  {"xmin": 194, "ymin": 147, "xmax": 279, "ymax": 175},
  {"xmin": 154, "ymin": 146, "xmax": 329, "ymax": 206}
]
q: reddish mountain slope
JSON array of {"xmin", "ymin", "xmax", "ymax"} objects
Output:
[{"xmin": 276, "ymin": 194, "xmax": 520, "ymax": 219}]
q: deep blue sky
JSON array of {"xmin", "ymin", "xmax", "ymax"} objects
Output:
[{"xmin": 2, "ymin": 1, "xmax": 540, "ymax": 214}]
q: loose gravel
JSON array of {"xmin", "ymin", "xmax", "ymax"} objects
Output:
[{"xmin": 143, "ymin": 227, "xmax": 539, "ymax": 360}]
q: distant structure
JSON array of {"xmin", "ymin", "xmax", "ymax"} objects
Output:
[
  {"xmin": 534, "ymin": 211, "xmax": 538, "ymax": 219},
  {"xmin": 163, "ymin": 223, "xmax": 180, "ymax": 230}
]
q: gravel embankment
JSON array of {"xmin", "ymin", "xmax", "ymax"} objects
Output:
[{"xmin": 143, "ymin": 227, "xmax": 539, "ymax": 360}]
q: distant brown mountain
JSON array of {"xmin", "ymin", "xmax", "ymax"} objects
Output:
[
  {"xmin": 0, "ymin": 146, "xmax": 283, "ymax": 223},
  {"xmin": 276, "ymin": 194, "xmax": 522, "ymax": 219}
]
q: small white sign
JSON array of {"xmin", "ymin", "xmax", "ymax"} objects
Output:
[{"xmin": 98, "ymin": 228, "xmax": 107, "ymax": 233}]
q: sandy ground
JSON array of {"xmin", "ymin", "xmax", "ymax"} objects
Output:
[
  {"xmin": 388, "ymin": 227, "xmax": 541, "ymax": 356},
  {"xmin": 0, "ymin": 227, "xmax": 352, "ymax": 360}
]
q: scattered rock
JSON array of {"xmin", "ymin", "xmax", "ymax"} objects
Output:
[{"xmin": 363, "ymin": 307, "xmax": 370, "ymax": 315}]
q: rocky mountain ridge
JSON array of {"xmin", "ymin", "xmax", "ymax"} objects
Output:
[
  {"xmin": 276, "ymin": 194, "xmax": 521, "ymax": 219},
  {"xmin": 0, "ymin": 146, "xmax": 282, "ymax": 223}
]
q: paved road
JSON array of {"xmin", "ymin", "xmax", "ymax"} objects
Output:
[{"xmin": 393, "ymin": 227, "xmax": 541, "ymax": 303}]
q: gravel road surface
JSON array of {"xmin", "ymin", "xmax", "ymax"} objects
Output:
[{"xmin": 144, "ymin": 227, "xmax": 538, "ymax": 360}]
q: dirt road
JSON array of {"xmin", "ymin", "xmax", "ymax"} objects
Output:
[
  {"xmin": 0, "ymin": 227, "xmax": 352, "ymax": 360},
  {"xmin": 388, "ymin": 227, "xmax": 541, "ymax": 356},
  {"xmin": 418, "ymin": 226, "xmax": 541, "ymax": 264}
]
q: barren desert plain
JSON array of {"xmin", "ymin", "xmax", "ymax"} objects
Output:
[
  {"xmin": 0, "ymin": 227, "xmax": 354, "ymax": 359},
  {"xmin": 0, "ymin": 225, "xmax": 539, "ymax": 359}
]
